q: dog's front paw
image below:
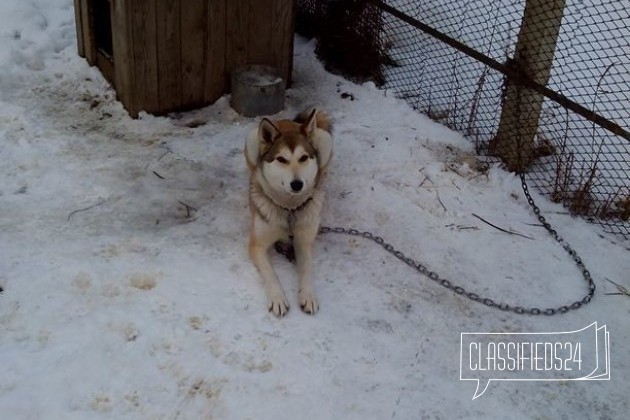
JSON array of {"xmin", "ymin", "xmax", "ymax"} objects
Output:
[
  {"xmin": 299, "ymin": 288, "xmax": 319, "ymax": 315},
  {"xmin": 268, "ymin": 291, "xmax": 290, "ymax": 317}
]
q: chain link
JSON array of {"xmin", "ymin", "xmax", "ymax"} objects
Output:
[{"xmin": 318, "ymin": 174, "xmax": 596, "ymax": 316}]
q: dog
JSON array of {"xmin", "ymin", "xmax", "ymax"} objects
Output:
[{"xmin": 244, "ymin": 108, "xmax": 333, "ymax": 316}]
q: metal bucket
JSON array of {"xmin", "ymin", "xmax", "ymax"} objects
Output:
[{"xmin": 230, "ymin": 65, "xmax": 285, "ymax": 117}]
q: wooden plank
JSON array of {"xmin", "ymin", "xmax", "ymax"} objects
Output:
[
  {"xmin": 156, "ymin": 0, "xmax": 182, "ymax": 112},
  {"xmin": 132, "ymin": 0, "xmax": 160, "ymax": 114},
  {"xmin": 225, "ymin": 0, "xmax": 250, "ymax": 83},
  {"xmin": 73, "ymin": 0, "xmax": 85, "ymax": 57},
  {"xmin": 247, "ymin": 0, "xmax": 273, "ymax": 67},
  {"xmin": 111, "ymin": 0, "xmax": 137, "ymax": 116},
  {"xmin": 272, "ymin": 0, "xmax": 295, "ymax": 86},
  {"xmin": 96, "ymin": 50, "xmax": 115, "ymax": 85},
  {"xmin": 80, "ymin": 0, "xmax": 96, "ymax": 64},
  {"xmin": 180, "ymin": 0, "xmax": 207, "ymax": 108},
  {"xmin": 205, "ymin": 0, "xmax": 227, "ymax": 103}
]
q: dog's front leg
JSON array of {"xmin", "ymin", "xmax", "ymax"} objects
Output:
[
  {"xmin": 249, "ymin": 235, "xmax": 290, "ymax": 317},
  {"xmin": 293, "ymin": 233, "xmax": 319, "ymax": 315}
]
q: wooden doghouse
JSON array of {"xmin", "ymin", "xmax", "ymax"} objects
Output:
[{"xmin": 73, "ymin": 0, "xmax": 294, "ymax": 117}]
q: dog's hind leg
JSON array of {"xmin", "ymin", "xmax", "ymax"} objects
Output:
[
  {"xmin": 249, "ymin": 236, "xmax": 290, "ymax": 317},
  {"xmin": 273, "ymin": 240, "xmax": 295, "ymax": 262}
]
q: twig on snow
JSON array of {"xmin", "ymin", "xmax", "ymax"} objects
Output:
[
  {"xmin": 604, "ymin": 278, "xmax": 630, "ymax": 297},
  {"xmin": 445, "ymin": 223, "xmax": 479, "ymax": 231},
  {"xmin": 419, "ymin": 174, "xmax": 434, "ymax": 188},
  {"xmin": 67, "ymin": 199, "xmax": 106, "ymax": 222},
  {"xmin": 178, "ymin": 201, "xmax": 197, "ymax": 218},
  {"xmin": 436, "ymin": 191, "xmax": 447, "ymax": 212},
  {"xmin": 472, "ymin": 213, "xmax": 534, "ymax": 240}
]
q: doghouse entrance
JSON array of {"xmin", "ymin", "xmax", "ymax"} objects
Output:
[
  {"xmin": 91, "ymin": 0, "xmax": 115, "ymax": 85},
  {"xmin": 93, "ymin": 0, "xmax": 113, "ymax": 57}
]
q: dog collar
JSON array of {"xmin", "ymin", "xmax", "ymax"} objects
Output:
[
  {"xmin": 250, "ymin": 178, "xmax": 315, "ymax": 226},
  {"xmin": 284, "ymin": 196, "xmax": 313, "ymax": 225}
]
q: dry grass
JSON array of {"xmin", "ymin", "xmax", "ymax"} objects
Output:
[
  {"xmin": 569, "ymin": 165, "xmax": 597, "ymax": 216},
  {"xmin": 598, "ymin": 191, "xmax": 630, "ymax": 221}
]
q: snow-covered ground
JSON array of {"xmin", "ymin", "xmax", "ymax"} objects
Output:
[{"xmin": 1, "ymin": 1, "xmax": 628, "ymax": 419}]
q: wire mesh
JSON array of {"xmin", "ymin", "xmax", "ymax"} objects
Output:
[{"xmin": 296, "ymin": 0, "xmax": 630, "ymax": 237}]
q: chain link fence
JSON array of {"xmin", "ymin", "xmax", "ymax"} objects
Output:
[{"xmin": 296, "ymin": 0, "xmax": 629, "ymax": 237}]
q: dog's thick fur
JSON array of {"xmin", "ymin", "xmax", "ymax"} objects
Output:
[{"xmin": 245, "ymin": 108, "xmax": 333, "ymax": 316}]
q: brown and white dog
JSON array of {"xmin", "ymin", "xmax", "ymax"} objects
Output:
[{"xmin": 244, "ymin": 108, "xmax": 333, "ymax": 316}]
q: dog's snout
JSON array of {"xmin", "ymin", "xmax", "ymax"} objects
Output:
[{"xmin": 290, "ymin": 180, "xmax": 304, "ymax": 192}]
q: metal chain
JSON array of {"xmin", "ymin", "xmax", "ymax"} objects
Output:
[{"xmin": 318, "ymin": 173, "xmax": 596, "ymax": 316}]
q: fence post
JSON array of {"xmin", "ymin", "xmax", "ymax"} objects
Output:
[{"xmin": 489, "ymin": 0, "xmax": 565, "ymax": 172}]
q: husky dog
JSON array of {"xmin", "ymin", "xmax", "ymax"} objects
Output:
[{"xmin": 244, "ymin": 108, "xmax": 333, "ymax": 316}]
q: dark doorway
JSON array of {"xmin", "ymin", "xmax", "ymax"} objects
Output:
[{"xmin": 92, "ymin": 0, "xmax": 113, "ymax": 57}]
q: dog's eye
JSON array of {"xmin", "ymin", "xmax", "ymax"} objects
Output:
[
  {"xmin": 276, "ymin": 156, "xmax": 288, "ymax": 164},
  {"xmin": 299, "ymin": 155, "xmax": 309, "ymax": 162}
]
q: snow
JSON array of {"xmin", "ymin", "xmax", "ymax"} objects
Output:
[{"xmin": 0, "ymin": 1, "xmax": 628, "ymax": 419}]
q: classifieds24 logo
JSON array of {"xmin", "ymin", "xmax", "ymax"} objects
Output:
[{"xmin": 460, "ymin": 322, "xmax": 610, "ymax": 399}]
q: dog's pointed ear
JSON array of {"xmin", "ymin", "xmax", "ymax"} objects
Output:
[
  {"xmin": 301, "ymin": 109, "xmax": 318, "ymax": 138},
  {"xmin": 259, "ymin": 118, "xmax": 280, "ymax": 146},
  {"xmin": 312, "ymin": 129, "xmax": 333, "ymax": 170},
  {"xmin": 246, "ymin": 119, "xmax": 280, "ymax": 169},
  {"xmin": 244, "ymin": 127, "xmax": 260, "ymax": 170}
]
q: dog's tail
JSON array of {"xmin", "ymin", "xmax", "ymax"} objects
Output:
[{"xmin": 294, "ymin": 107, "xmax": 332, "ymax": 135}]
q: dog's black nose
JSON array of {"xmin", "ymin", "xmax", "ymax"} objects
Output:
[{"xmin": 290, "ymin": 180, "xmax": 304, "ymax": 192}]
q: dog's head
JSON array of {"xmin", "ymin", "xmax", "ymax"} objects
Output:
[{"xmin": 245, "ymin": 109, "xmax": 333, "ymax": 196}]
